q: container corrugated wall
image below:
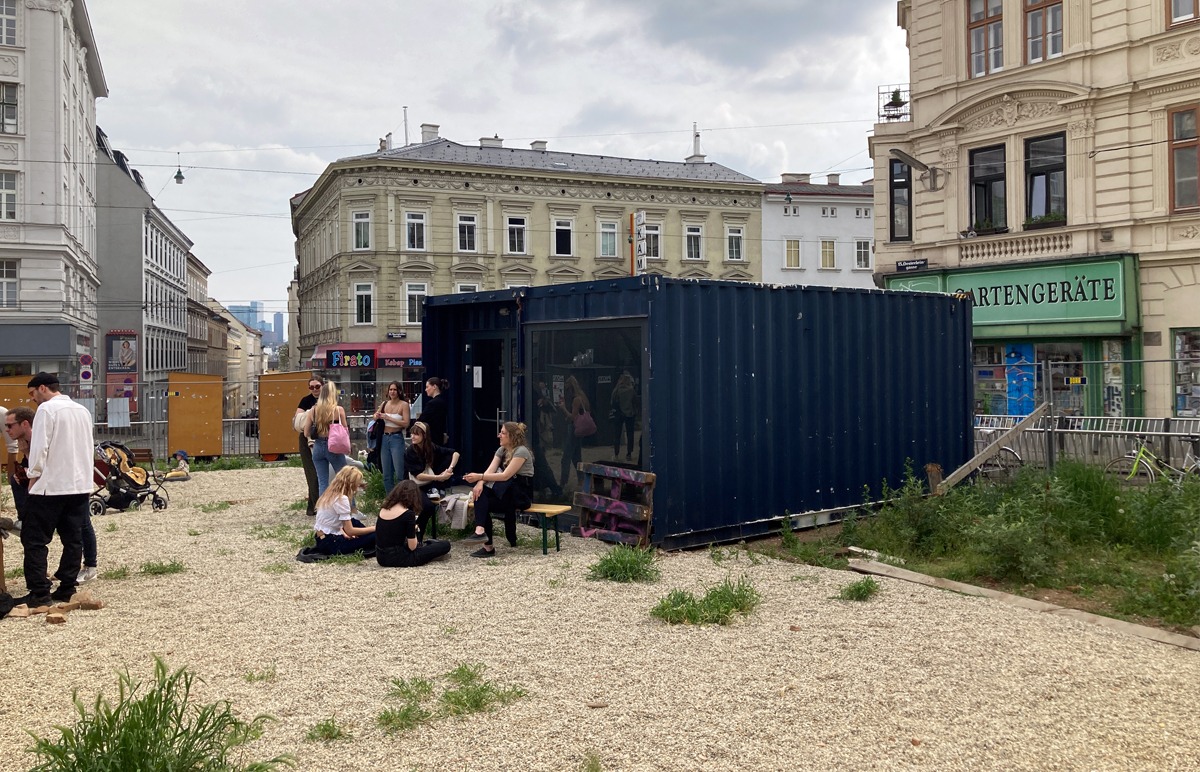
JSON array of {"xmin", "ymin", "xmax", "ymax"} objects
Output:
[
  {"xmin": 647, "ymin": 280, "xmax": 972, "ymax": 547},
  {"xmin": 425, "ymin": 277, "xmax": 973, "ymax": 549}
]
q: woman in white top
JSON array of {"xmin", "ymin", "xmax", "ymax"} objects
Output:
[
  {"xmin": 303, "ymin": 381, "xmax": 348, "ymax": 497},
  {"xmin": 313, "ymin": 466, "xmax": 376, "ymax": 556},
  {"xmin": 374, "ymin": 381, "xmax": 411, "ymax": 494}
]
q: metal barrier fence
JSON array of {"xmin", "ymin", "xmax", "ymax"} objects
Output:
[{"xmin": 974, "ymin": 414, "xmax": 1200, "ymax": 471}]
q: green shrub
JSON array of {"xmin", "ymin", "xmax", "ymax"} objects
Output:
[
  {"xmin": 440, "ymin": 662, "xmax": 525, "ymax": 716},
  {"xmin": 586, "ymin": 545, "xmax": 660, "ymax": 583},
  {"xmin": 305, "ymin": 717, "xmax": 348, "ymax": 742},
  {"xmin": 25, "ymin": 658, "xmax": 292, "ymax": 771},
  {"xmin": 836, "ymin": 577, "xmax": 881, "ymax": 601},
  {"xmin": 376, "ymin": 703, "xmax": 432, "ymax": 735},
  {"xmin": 358, "ymin": 468, "xmax": 386, "ymax": 514},
  {"xmin": 100, "ymin": 566, "xmax": 130, "ymax": 581}
]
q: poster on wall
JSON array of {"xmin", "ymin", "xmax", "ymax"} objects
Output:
[{"xmin": 106, "ymin": 332, "xmax": 139, "ymax": 414}]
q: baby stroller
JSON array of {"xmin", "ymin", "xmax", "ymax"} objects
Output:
[{"xmin": 89, "ymin": 441, "xmax": 169, "ymax": 517}]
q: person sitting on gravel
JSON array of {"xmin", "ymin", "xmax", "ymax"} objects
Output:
[
  {"xmin": 164, "ymin": 450, "xmax": 191, "ymax": 481},
  {"xmin": 313, "ymin": 466, "xmax": 375, "ymax": 556},
  {"xmin": 375, "ymin": 480, "xmax": 451, "ymax": 568}
]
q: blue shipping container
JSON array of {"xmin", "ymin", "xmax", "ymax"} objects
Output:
[{"xmin": 424, "ymin": 275, "xmax": 973, "ymax": 549}]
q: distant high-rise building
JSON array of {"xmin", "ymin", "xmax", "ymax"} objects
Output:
[
  {"xmin": 229, "ymin": 304, "xmax": 261, "ymax": 330},
  {"xmin": 274, "ymin": 312, "xmax": 285, "ymax": 343}
]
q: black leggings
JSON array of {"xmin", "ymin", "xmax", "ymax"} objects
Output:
[
  {"xmin": 473, "ymin": 478, "xmax": 530, "ymax": 547},
  {"xmin": 377, "ymin": 539, "xmax": 451, "ymax": 567}
]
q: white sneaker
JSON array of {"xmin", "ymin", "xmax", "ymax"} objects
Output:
[{"xmin": 78, "ymin": 566, "xmax": 99, "ymax": 584}]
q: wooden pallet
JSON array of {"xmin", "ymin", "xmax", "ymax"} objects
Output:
[{"xmin": 573, "ymin": 462, "xmax": 656, "ymax": 547}]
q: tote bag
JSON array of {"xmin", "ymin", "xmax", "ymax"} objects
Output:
[
  {"xmin": 573, "ymin": 410, "xmax": 597, "ymax": 438},
  {"xmin": 328, "ymin": 421, "xmax": 352, "ymax": 455}
]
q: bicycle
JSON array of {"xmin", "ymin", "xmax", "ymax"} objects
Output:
[
  {"xmin": 1104, "ymin": 434, "xmax": 1200, "ymax": 485},
  {"xmin": 976, "ymin": 427, "xmax": 1023, "ymax": 481}
]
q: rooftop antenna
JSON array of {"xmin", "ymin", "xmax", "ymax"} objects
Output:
[{"xmin": 403, "ymin": 106, "xmax": 409, "ymax": 146}]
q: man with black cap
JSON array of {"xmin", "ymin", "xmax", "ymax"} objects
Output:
[{"xmin": 18, "ymin": 372, "xmax": 94, "ymax": 606}]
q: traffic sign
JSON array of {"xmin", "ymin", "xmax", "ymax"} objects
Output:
[
  {"xmin": 79, "ymin": 367, "xmax": 93, "ymax": 381},
  {"xmin": 80, "ymin": 354, "xmax": 93, "ymax": 366}
]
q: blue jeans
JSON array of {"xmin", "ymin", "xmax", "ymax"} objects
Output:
[
  {"xmin": 311, "ymin": 437, "xmax": 347, "ymax": 497},
  {"xmin": 381, "ymin": 432, "xmax": 405, "ymax": 493}
]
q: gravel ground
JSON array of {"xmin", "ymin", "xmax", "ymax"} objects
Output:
[{"xmin": 1, "ymin": 467, "xmax": 1199, "ymax": 771}]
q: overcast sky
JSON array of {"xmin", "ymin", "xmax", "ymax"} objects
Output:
[{"xmin": 89, "ymin": 1, "xmax": 908, "ymax": 323}]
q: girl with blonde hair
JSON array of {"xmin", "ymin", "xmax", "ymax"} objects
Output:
[
  {"xmin": 463, "ymin": 421, "xmax": 534, "ymax": 558},
  {"xmin": 313, "ymin": 466, "xmax": 375, "ymax": 556},
  {"xmin": 302, "ymin": 381, "xmax": 348, "ymax": 496}
]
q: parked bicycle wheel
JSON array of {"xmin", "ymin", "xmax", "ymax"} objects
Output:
[
  {"xmin": 1103, "ymin": 455, "xmax": 1156, "ymax": 485},
  {"xmin": 979, "ymin": 447, "xmax": 1022, "ymax": 481}
]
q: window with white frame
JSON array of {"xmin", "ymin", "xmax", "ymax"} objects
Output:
[
  {"xmin": 353, "ymin": 282, "xmax": 373, "ymax": 324},
  {"xmin": 405, "ymin": 282, "xmax": 427, "ymax": 324},
  {"xmin": 855, "ymin": 240, "xmax": 871, "ymax": 270},
  {"xmin": 855, "ymin": 207, "xmax": 871, "ymax": 218},
  {"xmin": 405, "ymin": 212, "xmax": 426, "ymax": 250},
  {"xmin": 0, "ymin": 171, "xmax": 14, "ymax": 220},
  {"xmin": 507, "ymin": 216, "xmax": 526, "ymax": 254},
  {"xmin": 0, "ymin": 258, "xmax": 14, "ymax": 307},
  {"xmin": 0, "ymin": 83, "xmax": 15, "ymax": 134},
  {"xmin": 820, "ymin": 240, "xmax": 836, "ymax": 269},
  {"xmin": 685, "ymin": 225, "xmax": 703, "ymax": 260},
  {"xmin": 352, "ymin": 211, "xmax": 371, "ymax": 250},
  {"xmin": 821, "ymin": 206, "xmax": 838, "ymax": 218},
  {"xmin": 1025, "ymin": 1, "xmax": 1063, "ymax": 63},
  {"xmin": 599, "ymin": 221, "xmax": 618, "ymax": 258},
  {"xmin": 0, "ymin": 1, "xmax": 14, "ymax": 47},
  {"xmin": 644, "ymin": 224, "xmax": 661, "ymax": 258},
  {"xmin": 726, "ymin": 226, "xmax": 744, "ymax": 261},
  {"xmin": 456, "ymin": 282, "xmax": 479, "ymax": 294},
  {"xmin": 785, "ymin": 239, "xmax": 801, "ymax": 269},
  {"xmin": 457, "ymin": 213, "xmax": 477, "ymax": 252},
  {"xmin": 553, "ymin": 219, "xmax": 573, "ymax": 256}
]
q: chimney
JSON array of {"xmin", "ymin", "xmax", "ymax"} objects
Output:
[
  {"xmin": 780, "ymin": 173, "xmax": 811, "ymax": 184},
  {"xmin": 826, "ymin": 173, "xmax": 841, "ymax": 185},
  {"xmin": 684, "ymin": 121, "xmax": 706, "ymax": 164},
  {"xmin": 480, "ymin": 134, "xmax": 504, "ymax": 149},
  {"xmin": 378, "ymin": 137, "xmax": 386, "ymax": 151},
  {"xmin": 530, "ymin": 140, "xmax": 547, "ymax": 151},
  {"xmin": 420, "ymin": 123, "xmax": 440, "ymax": 143},
  {"xmin": 385, "ymin": 132, "xmax": 393, "ymax": 150}
]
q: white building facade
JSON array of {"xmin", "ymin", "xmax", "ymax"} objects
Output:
[
  {"xmin": 0, "ymin": 0, "xmax": 106, "ymax": 382},
  {"xmin": 762, "ymin": 173, "xmax": 875, "ymax": 287}
]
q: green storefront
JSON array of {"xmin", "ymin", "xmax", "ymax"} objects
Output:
[{"xmin": 886, "ymin": 254, "xmax": 1142, "ymax": 417}]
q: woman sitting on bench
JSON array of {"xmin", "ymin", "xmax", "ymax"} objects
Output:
[
  {"xmin": 403, "ymin": 421, "xmax": 460, "ymax": 540},
  {"xmin": 463, "ymin": 421, "xmax": 534, "ymax": 558},
  {"xmin": 375, "ymin": 480, "xmax": 451, "ymax": 567},
  {"xmin": 313, "ymin": 466, "xmax": 376, "ymax": 556}
]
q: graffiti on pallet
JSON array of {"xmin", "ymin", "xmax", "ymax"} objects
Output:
[{"xmin": 573, "ymin": 462, "xmax": 656, "ymax": 547}]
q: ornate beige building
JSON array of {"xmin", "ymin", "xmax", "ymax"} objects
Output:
[
  {"xmin": 871, "ymin": 0, "xmax": 1200, "ymax": 418},
  {"xmin": 289, "ymin": 124, "xmax": 762, "ymax": 394}
]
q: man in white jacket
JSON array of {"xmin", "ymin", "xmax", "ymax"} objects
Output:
[{"xmin": 18, "ymin": 372, "xmax": 94, "ymax": 606}]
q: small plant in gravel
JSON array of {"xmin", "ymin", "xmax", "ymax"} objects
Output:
[
  {"xmin": 243, "ymin": 665, "xmax": 277, "ymax": 683},
  {"xmin": 250, "ymin": 523, "xmax": 310, "ymax": 548},
  {"xmin": 187, "ymin": 529, "xmax": 202, "ymax": 537},
  {"xmin": 376, "ymin": 703, "xmax": 432, "ymax": 735},
  {"xmin": 836, "ymin": 577, "xmax": 881, "ymax": 602},
  {"xmin": 440, "ymin": 663, "xmax": 526, "ymax": 716},
  {"xmin": 4, "ymin": 566, "xmax": 23, "ymax": 579},
  {"xmin": 305, "ymin": 716, "xmax": 349, "ymax": 742},
  {"xmin": 262, "ymin": 562, "xmax": 292, "ymax": 575},
  {"xmin": 198, "ymin": 501, "xmax": 232, "ymax": 514},
  {"xmin": 104, "ymin": 522, "xmax": 119, "ymax": 533},
  {"xmin": 25, "ymin": 657, "xmax": 292, "ymax": 771},
  {"xmin": 581, "ymin": 749, "xmax": 603, "ymax": 772},
  {"xmin": 100, "ymin": 566, "xmax": 130, "ymax": 580},
  {"xmin": 587, "ymin": 545, "xmax": 660, "ymax": 583},
  {"xmin": 387, "ymin": 677, "xmax": 434, "ymax": 703},
  {"xmin": 140, "ymin": 560, "xmax": 186, "ymax": 576},
  {"xmin": 286, "ymin": 499, "xmax": 307, "ymax": 511},
  {"xmin": 323, "ymin": 551, "xmax": 366, "ymax": 566},
  {"xmin": 651, "ymin": 576, "xmax": 761, "ymax": 625},
  {"xmin": 191, "ymin": 457, "xmax": 264, "ymax": 472}
]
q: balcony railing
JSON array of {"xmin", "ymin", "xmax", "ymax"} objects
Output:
[
  {"xmin": 959, "ymin": 229, "xmax": 1073, "ymax": 263},
  {"xmin": 878, "ymin": 84, "xmax": 911, "ymax": 122}
]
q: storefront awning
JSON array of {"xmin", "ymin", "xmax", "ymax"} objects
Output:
[{"xmin": 307, "ymin": 342, "xmax": 422, "ymax": 368}]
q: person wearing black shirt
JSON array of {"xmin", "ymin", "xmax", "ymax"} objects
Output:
[
  {"xmin": 403, "ymin": 421, "xmax": 459, "ymax": 540},
  {"xmin": 416, "ymin": 376, "xmax": 450, "ymax": 445},
  {"xmin": 375, "ymin": 480, "xmax": 450, "ymax": 567},
  {"xmin": 295, "ymin": 376, "xmax": 322, "ymax": 517}
]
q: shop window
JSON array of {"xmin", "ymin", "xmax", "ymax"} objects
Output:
[
  {"xmin": 1174, "ymin": 329, "xmax": 1200, "ymax": 416},
  {"xmin": 889, "ymin": 160, "xmax": 911, "ymax": 241},
  {"xmin": 1025, "ymin": 133, "xmax": 1066, "ymax": 227},
  {"xmin": 968, "ymin": 0, "xmax": 1003, "ymax": 77},
  {"xmin": 1025, "ymin": 1, "xmax": 1063, "ymax": 64},
  {"xmin": 970, "ymin": 144, "xmax": 1007, "ymax": 231},
  {"xmin": 1170, "ymin": 106, "xmax": 1199, "ymax": 211}
]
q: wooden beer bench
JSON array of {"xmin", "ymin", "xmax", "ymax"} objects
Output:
[{"xmin": 464, "ymin": 499, "xmax": 571, "ymax": 555}]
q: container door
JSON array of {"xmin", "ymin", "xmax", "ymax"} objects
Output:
[{"xmin": 464, "ymin": 333, "xmax": 515, "ymax": 472}]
